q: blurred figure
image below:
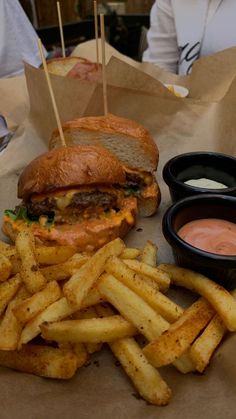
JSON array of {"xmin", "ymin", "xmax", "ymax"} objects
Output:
[
  {"xmin": 143, "ymin": 0, "xmax": 236, "ymax": 74},
  {"xmin": 0, "ymin": 0, "xmax": 46, "ymax": 78}
]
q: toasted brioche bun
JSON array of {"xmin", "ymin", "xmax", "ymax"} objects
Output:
[
  {"xmin": 138, "ymin": 180, "xmax": 161, "ymax": 217},
  {"xmin": 5, "ymin": 144, "xmax": 136, "ymax": 249},
  {"xmin": 47, "ymin": 57, "xmax": 90, "ymax": 76},
  {"xmin": 49, "ymin": 115, "xmax": 160, "ymax": 216},
  {"xmin": 18, "ymin": 145, "xmax": 125, "ymax": 200},
  {"xmin": 2, "ymin": 197, "xmax": 137, "ymax": 251},
  {"xmin": 47, "ymin": 57, "xmax": 102, "ymax": 81},
  {"xmin": 49, "ymin": 114, "xmax": 159, "ymax": 172}
]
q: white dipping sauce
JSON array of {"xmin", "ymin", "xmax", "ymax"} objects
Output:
[{"xmin": 184, "ymin": 178, "xmax": 227, "ymax": 189}]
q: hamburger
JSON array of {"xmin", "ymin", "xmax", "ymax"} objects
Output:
[
  {"xmin": 46, "ymin": 56, "xmax": 102, "ymax": 82},
  {"xmin": 2, "ymin": 145, "xmax": 137, "ymax": 251},
  {"xmin": 50, "ymin": 113, "xmax": 161, "ymax": 216}
]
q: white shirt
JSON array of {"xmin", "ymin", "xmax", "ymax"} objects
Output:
[
  {"xmin": 143, "ymin": 0, "xmax": 236, "ymax": 75},
  {"xmin": 0, "ymin": 0, "xmax": 46, "ymax": 78},
  {"xmin": 201, "ymin": 0, "xmax": 236, "ymax": 57}
]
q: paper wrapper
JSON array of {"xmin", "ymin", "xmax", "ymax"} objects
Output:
[{"xmin": 1, "ymin": 43, "xmax": 236, "ymax": 418}]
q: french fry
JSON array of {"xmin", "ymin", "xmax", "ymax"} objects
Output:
[
  {"xmin": 81, "ymin": 286, "xmax": 104, "ymax": 308},
  {"xmin": 9, "ymin": 255, "xmax": 21, "ymax": 275},
  {"xmin": 0, "ymin": 253, "xmax": 12, "ymax": 282},
  {"xmin": 0, "ymin": 344, "xmax": 78, "ymax": 379},
  {"xmin": 120, "ymin": 248, "xmax": 141, "ymax": 260},
  {"xmin": 63, "ymin": 238, "xmax": 125, "ymax": 309},
  {"xmin": 98, "ymin": 273, "xmax": 169, "ymax": 341},
  {"xmin": 41, "ymin": 253, "xmax": 89, "ymax": 282},
  {"xmin": 18, "ymin": 289, "xmax": 104, "ymax": 348},
  {"xmin": 0, "ymin": 286, "xmax": 29, "ymax": 350},
  {"xmin": 190, "ymin": 289, "xmax": 236, "ymax": 372},
  {"xmin": 13, "ymin": 281, "xmax": 62, "ymax": 324},
  {"xmin": 72, "ymin": 343, "xmax": 89, "ymax": 367},
  {"xmin": 18, "ymin": 297, "xmax": 74, "ymax": 348},
  {"xmin": 59, "ymin": 342, "xmax": 89, "ymax": 368},
  {"xmin": 111, "ymin": 339, "xmax": 171, "ymax": 405},
  {"xmin": 41, "ymin": 315, "xmax": 137, "ymax": 344},
  {"xmin": 73, "ymin": 306, "xmax": 103, "ymax": 354},
  {"xmin": 15, "ymin": 229, "xmax": 47, "ymax": 293},
  {"xmin": 123, "ymin": 260, "xmax": 170, "ymax": 292},
  {"xmin": 143, "ymin": 297, "xmax": 215, "ymax": 367},
  {"xmin": 95, "ymin": 304, "xmax": 171, "ymax": 406},
  {"xmin": 141, "ymin": 240, "xmax": 158, "ymax": 267},
  {"xmin": 98, "ymin": 274, "xmax": 194, "ymax": 373},
  {"xmin": 159, "ymin": 264, "xmax": 236, "ymax": 331},
  {"xmin": 0, "ymin": 240, "xmax": 15, "ymax": 257},
  {"xmin": 190, "ymin": 313, "xmax": 227, "ymax": 372},
  {"xmin": 105, "ymin": 257, "xmax": 184, "ymax": 322},
  {"xmin": 0, "ymin": 274, "xmax": 22, "ymax": 316},
  {"xmin": 35, "ymin": 245, "xmax": 78, "ymax": 265}
]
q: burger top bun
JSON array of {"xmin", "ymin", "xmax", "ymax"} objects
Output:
[
  {"xmin": 18, "ymin": 145, "xmax": 126, "ymax": 200},
  {"xmin": 50, "ymin": 114, "xmax": 159, "ymax": 172},
  {"xmin": 46, "ymin": 57, "xmax": 90, "ymax": 77},
  {"xmin": 47, "ymin": 57, "xmax": 102, "ymax": 81}
]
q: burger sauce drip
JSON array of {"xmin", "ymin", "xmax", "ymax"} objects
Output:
[{"xmin": 178, "ymin": 218, "xmax": 236, "ymax": 255}]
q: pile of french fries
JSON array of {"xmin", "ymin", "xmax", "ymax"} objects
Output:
[{"xmin": 0, "ymin": 230, "xmax": 236, "ymax": 406}]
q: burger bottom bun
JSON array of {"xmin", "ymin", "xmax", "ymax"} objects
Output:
[
  {"xmin": 138, "ymin": 181, "xmax": 161, "ymax": 217},
  {"xmin": 2, "ymin": 198, "xmax": 137, "ymax": 252}
]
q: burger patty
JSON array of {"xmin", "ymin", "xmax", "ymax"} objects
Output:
[
  {"xmin": 26, "ymin": 191, "xmax": 118, "ymax": 218},
  {"xmin": 125, "ymin": 172, "xmax": 145, "ymax": 189}
]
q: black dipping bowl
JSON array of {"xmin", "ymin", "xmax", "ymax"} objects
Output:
[
  {"xmin": 163, "ymin": 152, "xmax": 236, "ymax": 202},
  {"xmin": 162, "ymin": 194, "xmax": 236, "ymax": 290}
]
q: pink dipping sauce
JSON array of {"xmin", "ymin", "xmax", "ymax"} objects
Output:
[{"xmin": 178, "ymin": 218, "xmax": 236, "ymax": 256}]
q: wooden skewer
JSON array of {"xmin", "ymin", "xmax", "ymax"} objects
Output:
[
  {"xmin": 57, "ymin": 1, "xmax": 66, "ymax": 58},
  {"xmin": 38, "ymin": 38, "xmax": 66, "ymax": 147},
  {"xmin": 100, "ymin": 14, "xmax": 108, "ymax": 116},
  {"xmin": 94, "ymin": 1, "xmax": 99, "ymax": 66}
]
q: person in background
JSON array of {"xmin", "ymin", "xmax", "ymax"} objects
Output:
[
  {"xmin": 143, "ymin": 0, "xmax": 236, "ymax": 75},
  {"xmin": 0, "ymin": 0, "xmax": 46, "ymax": 78}
]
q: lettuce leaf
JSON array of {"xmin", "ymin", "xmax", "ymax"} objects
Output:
[{"xmin": 4, "ymin": 207, "xmax": 55, "ymax": 228}]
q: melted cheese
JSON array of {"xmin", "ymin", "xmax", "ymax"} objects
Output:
[{"xmin": 4, "ymin": 197, "xmax": 137, "ymax": 248}]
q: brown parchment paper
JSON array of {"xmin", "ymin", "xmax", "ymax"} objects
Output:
[{"xmin": 1, "ymin": 43, "xmax": 236, "ymax": 419}]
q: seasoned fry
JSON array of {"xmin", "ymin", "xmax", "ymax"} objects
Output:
[
  {"xmin": 63, "ymin": 238, "xmax": 125, "ymax": 308},
  {"xmin": 0, "ymin": 286, "xmax": 29, "ymax": 350},
  {"xmin": 18, "ymin": 297, "xmax": 74, "ymax": 347},
  {"xmin": 159, "ymin": 264, "xmax": 236, "ymax": 331},
  {"xmin": 105, "ymin": 257, "xmax": 183, "ymax": 322},
  {"xmin": 18, "ymin": 288, "xmax": 104, "ymax": 348},
  {"xmin": 73, "ymin": 306, "xmax": 102, "ymax": 354},
  {"xmin": 143, "ymin": 298, "xmax": 215, "ymax": 367},
  {"xmin": 0, "ymin": 254, "xmax": 12, "ymax": 282},
  {"xmin": 9, "ymin": 255, "xmax": 21, "ymax": 275},
  {"xmin": 0, "ymin": 344, "xmax": 78, "ymax": 379},
  {"xmin": 190, "ymin": 314, "xmax": 227, "ymax": 372},
  {"xmin": 35, "ymin": 245, "xmax": 78, "ymax": 265},
  {"xmin": 59, "ymin": 342, "xmax": 89, "ymax": 368},
  {"xmin": 41, "ymin": 253, "xmax": 89, "ymax": 282},
  {"xmin": 99, "ymin": 273, "xmax": 169, "ymax": 340},
  {"xmin": 80, "ymin": 286, "xmax": 104, "ymax": 308},
  {"xmin": 0, "ymin": 274, "xmax": 22, "ymax": 316},
  {"xmin": 95, "ymin": 304, "xmax": 171, "ymax": 406},
  {"xmin": 72, "ymin": 343, "xmax": 89, "ymax": 367},
  {"xmin": 41, "ymin": 315, "xmax": 137, "ymax": 343},
  {"xmin": 123, "ymin": 259, "xmax": 170, "ymax": 292},
  {"xmin": 98, "ymin": 274, "xmax": 194, "ymax": 373},
  {"xmin": 120, "ymin": 248, "xmax": 141, "ymax": 260},
  {"xmin": 13, "ymin": 281, "xmax": 62, "ymax": 324},
  {"xmin": 111, "ymin": 338, "xmax": 171, "ymax": 405},
  {"xmin": 141, "ymin": 240, "xmax": 158, "ymax": 267},
  {"xmin": 15, "ymin": 229, "xmax": 47, "ymax": 293},
  {"xmin": 190, "ymin": 288, "xmax": 236, "ymax": 372},
  {"xmin": 0, "ymin": 240, "xmax": 15, "ymax": 257}
]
